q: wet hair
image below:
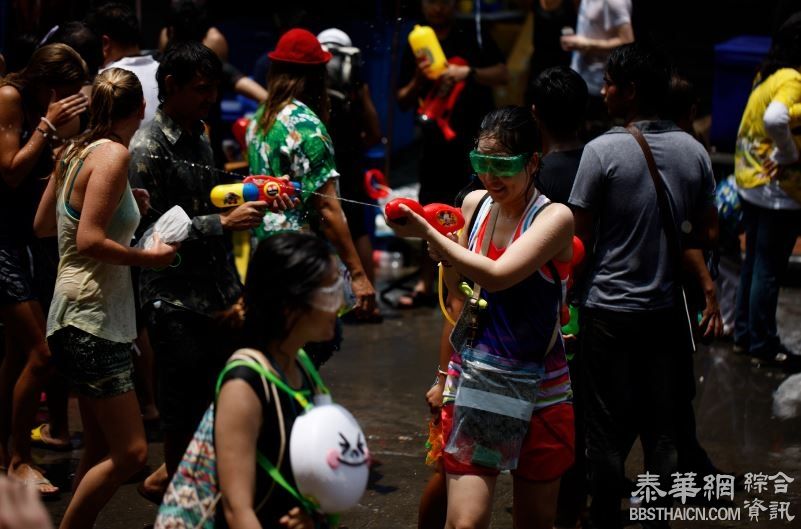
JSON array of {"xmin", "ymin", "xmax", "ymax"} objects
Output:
[
  {"xmin": 758, "ymin": 12, "xmax": 801, "ymax": 82},
  {"xmin": 242, "ymin": 232, "xmax": 334, "ymax": 348},
  {"xmin": 85, "ymin": 2, "xmax": 141, "ymax": 48},
  {"xmin": 258, "ymin": 60, "xmax": 329, "ymax": 134},
  {"xmin": 476, "ymin": 105, "xmax": 539, "ymax": 159},
  {"xmin": 529, "ymin": 66, "xmax": 588, "ymax": 139},
  {"xmin": 156, "ymin": 41, "xmax": 221, "ymax": 102},
  {"xmin": 45, "ymin": 22, "xmax": 103, "ymax": 79},
  {"xmin": 606, "ymin": 42, "xmax": 671, "ymax": 115},
  {"xmin": 54, "ymin": 68, "xmax": 143, "ymax": 188},
  {"xmin": 0, "ymin": 43, "xmax": 88, "ymax": 96}
]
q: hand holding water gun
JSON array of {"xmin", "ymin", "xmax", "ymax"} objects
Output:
[
  {"xmin": 560, "ymin": 236, "xmax": 586, "ymax": 335},
  {"xmin": 384, "ymin": 198, "xmax": 464, "ymax": 236},
  {"xmin": 210, "ymin": 175, "xmax": 300, "ymax": 211},
  {"xmin": 417, "ymin": 56, "xmax": 469, "ymax": 142}
]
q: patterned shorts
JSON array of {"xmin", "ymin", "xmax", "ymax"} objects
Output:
[{"xmin": 49, "ymin": 326, "xmax": 135, "ymax": 399}]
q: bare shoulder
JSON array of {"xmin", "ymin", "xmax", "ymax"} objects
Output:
[
  {"xmin": 0, "ymin": 85, "xmax": 23, "ymax": 121},
  {"xmin": 86, "ymin": 140, "xmax": 131, "ymax": 170},
  {"xmin": 0, "ymin": 85, "xmax": 21, "ymax": 104},
  {"xmin": 460, "ymin": 189, "xmax": 488, "ymax": 218},
  {"xmin": 537, "ymin": 202, "xmax": 575, "ymax": 232}
]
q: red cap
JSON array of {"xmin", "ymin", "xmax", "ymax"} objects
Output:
[{"xmin": 268, "ymin": 28, "xmax": 332, "ymax": 65}]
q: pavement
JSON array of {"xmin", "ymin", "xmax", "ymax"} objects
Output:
[{"xmin": 34, "ymin": 276, "xmax": 801, "ymax": 529}]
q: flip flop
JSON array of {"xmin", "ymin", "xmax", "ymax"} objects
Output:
[
  {"xmin": 30, "ymin": 424, "xmax": 71, "ymax": 451},
  {"xmin": 10, "ymin": 466, "xmax": 60, "ymax": 497},
  {"xmin": 396, "ymin": 291, "xmax": 437, "ymax": 309}
]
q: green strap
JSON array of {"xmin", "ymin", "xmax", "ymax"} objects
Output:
[
  {"xmin": 215, "ymin": 359, "xmax": 311, "ymax": 410},
  {"xmin": 255, "ymin": 451, "xmax": 319, "ymax": 513},
  {"xmin": 297, "ymin": 348, "xmax": 330, "ymax": 395}
]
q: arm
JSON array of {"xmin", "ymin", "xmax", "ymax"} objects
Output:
[
  {"xmin": 683, "ymin": 248, "xmax": 722, "ymax": 337},
  {"xmin": 76, "ymin": 144, "xmax": 175, "ymax": 268},
  {"xmin": 33, "ymin": 174, "xmax": 58, "ymax": 238},
  {"xmin": 443, "ymin": 63, "xmax": 510, "ymax": 87},
  {"xmin": 396, "ymin": 67, "xmax": 427, "ymax": 111},
  {"xmin": 764, "ymin": 101, "xmax": 799, "ymax": 165},
  {"xmin": 0, "ymin": 87, "xmax": 51, "ymax": 189},
  {"xmin": 216, "ymin": 380, "xmax": 265, "ymax": 529},
  {"xmin": 561, "ymin": 23, "xmax": 634, "ymax": 53},
  {"xmin": 312, "ymin": 178, "xmax": 376, "ymax": 313},
  {"xmin": 234, "ymin": 76, "xmax": 268, "ymax": 104},
  {"xmin": 395, "ymin": 202, "xmax": 575, "ymax": 292}
]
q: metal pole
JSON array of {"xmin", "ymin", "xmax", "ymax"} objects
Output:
[{"xmin": 384, "ymin": 0, "xmax": 402, "ymax": 183}]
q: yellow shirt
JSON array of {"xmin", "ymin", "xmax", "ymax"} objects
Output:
[{"xmin": 735, "ymin": 68, "xmax": 801, "ymax": 196}]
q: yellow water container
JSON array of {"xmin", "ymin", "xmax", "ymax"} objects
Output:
[{"xmin": 408, "ymin": 25, "xmax": 448, "ymax": 79}]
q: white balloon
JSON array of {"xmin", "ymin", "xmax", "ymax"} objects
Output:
[{"xmin": 289, "ymin": 395, "xmax": 369, "ymax": 513}]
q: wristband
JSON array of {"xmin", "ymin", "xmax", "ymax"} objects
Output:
[
  {"xmin": 35, "ymin": 127, "xmax": 50, "ymax": 138},
  {"xmin": 40, "ymin": 117, "xmax": 57, "ymax": 132},
  {"xmin": 436, "ymin": 366, "xmax": 448, "ymax": 378}
]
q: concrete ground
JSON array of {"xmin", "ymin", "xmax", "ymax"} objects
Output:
[{"xmin": 35, "ymin": 279, "xmax": 801, "ymax": 529}]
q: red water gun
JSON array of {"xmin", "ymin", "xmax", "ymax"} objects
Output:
[
  {"xmin": 232, "ymin": 117, "xmax": 250, "ymax": 152},
  {"xmin": 364, "ymin": 169, "xmax": 391, "ymax": 200},
  {"xmin": 210, "ymin": 175, "xmax": 299, "ymax": 208},
  {"xmin": 418, "ymin": 57, "xmax": 468, "ymax": 142},
  {"xmin": 384, "ymin": 198, "xmax": 464, "ymax": 236}
]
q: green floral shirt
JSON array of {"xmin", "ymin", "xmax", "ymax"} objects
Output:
[{"xmin": 246, "ymin": 99, "xmax": 339, "ymax": 237}]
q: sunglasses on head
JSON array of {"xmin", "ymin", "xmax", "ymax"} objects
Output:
[{"xmin": 469, "ymin": 150, "xmax": 529, "ymax": 177}]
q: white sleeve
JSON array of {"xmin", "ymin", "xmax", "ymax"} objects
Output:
[
  {"xmin": 764, "ymin": 100, "xmax": 800, "ymax": 165},
  {"xmin": 605, "ymin": 0, "xmax": 632, "ymax": 30}
]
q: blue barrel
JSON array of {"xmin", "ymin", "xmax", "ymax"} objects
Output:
[{"xmin": 710, "ymin": 35, "xmax": 771, "ymax": 153}]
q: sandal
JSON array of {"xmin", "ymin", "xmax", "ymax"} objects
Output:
[
  {"xmin": 30, "ymin": 424, "xmax": 71, "ymax": 451},
  {"xmin": 9, "ymin": 464, "xmax": 59, "ymax": 497},
  {"xmin": 396, "ymin": 291, "xmax": 437, "ymax": 309}
]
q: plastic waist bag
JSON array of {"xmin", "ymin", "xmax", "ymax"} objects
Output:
[
  {"xmin": 445, "ymin": 348, "xmax": 543, "ymax": 470},
  {"xmin": 137, "ymin": 205, "xmax": 191, "ymax": 249}
]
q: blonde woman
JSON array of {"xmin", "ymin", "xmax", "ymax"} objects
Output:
[{"xmin": 35, "ymin": 68, "xmax": 176, "ymax": 529}]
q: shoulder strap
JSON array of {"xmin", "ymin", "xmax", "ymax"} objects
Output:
[
  {"xmin": 62, "ymin": 139, "xmax": 114, "ymax": 219},
  {"xmin": 626, "ymin": 125, "xmax": 682, "ymax": 272},
  {"xmin": 467, "ymin": 192, "xmax": 493, "ymax": 251}
]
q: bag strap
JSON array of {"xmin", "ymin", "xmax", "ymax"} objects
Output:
[
  {"xmin": 470, "ymin": 202, "xmax": 500, "ymax": 303},
  {"xmin": 626, "ymin": 125, "xmax": 683, "ymax": 274},
  {"xmin": 627, "ymin": 125, "xmax": 696, "ymax": 352},
  {"xmin": 466, "ymin": 192, "xmax": 492, "ymax": 245}
]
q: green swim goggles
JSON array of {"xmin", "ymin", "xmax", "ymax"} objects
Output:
[{"xmin": 469, "ymin": 150, "xmax": 528, "ymax": 177}]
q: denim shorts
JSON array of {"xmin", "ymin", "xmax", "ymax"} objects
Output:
[{"xmin": 49, "ymin": 326, "xmax": 135, "ymax": 398}]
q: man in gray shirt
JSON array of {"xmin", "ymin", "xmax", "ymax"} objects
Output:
[{"xmin": 569, "ymin": 43, "xmax": 716, "ymax": 529}]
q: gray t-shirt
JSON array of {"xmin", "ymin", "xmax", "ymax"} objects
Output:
[{"xmin": 568, "ymin": 121, "xmax": 715, "ymax": 312}]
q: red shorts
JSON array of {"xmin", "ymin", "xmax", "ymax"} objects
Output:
[{"xmin": 441, "ymin": 401, "xmax": 575, "ymax": 482}]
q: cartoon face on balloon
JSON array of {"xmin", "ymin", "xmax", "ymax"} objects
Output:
[
  {"xmin": 326, "ymin": 431, "xmax": 369, "ymax": 469},
  {"xmin": 289, "ymin": 399, "xmax": 370, "ymax": 513}
]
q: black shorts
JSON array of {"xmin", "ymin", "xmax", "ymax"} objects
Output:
[
  {"xmin": 0, "ymin": 243, "xmax": 37, "ymax": 307},
  {"xmin": 146, "ymin": 302, "xmax": 233, "ymax": 433}
]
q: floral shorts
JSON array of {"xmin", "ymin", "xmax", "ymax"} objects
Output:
[{"xmin": 49, "ymin": 326, "xmax": 135, "ymax": 398}]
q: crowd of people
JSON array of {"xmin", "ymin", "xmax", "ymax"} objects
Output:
[{"xmin": 0, "ymin": 1, "xmax": 800, "ymax": 529}]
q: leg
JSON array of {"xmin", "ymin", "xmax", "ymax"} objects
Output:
[
  {"xmin": 1, "ymin": 301, "xmax": 58, "ymax": 494},
  {"xmin": 132, "ymin": 328, "xmax": 159, "ymax": 422},
  {"xmin": 747, "ymin": 207, "xmax": 800, "ymax": 355},
  {"xmin": 734, "ymin": 201, "xmax": 757, "ymax": 348},
  {"xmin": 581, "ymin": 309, "xmax": 638, "ymax": 529},
  {"xmin": 58, "ymin": 392, "xmax": 147, "ymax": 529},
  {"xmin": 0, "ymin": 330, "xmax": 25, "ymax": 468},
  {"xmin": 418, "ymin": 468, "xmax": 448, "ymax": 529},
  {"xmin": 512, "ymin": 476, "xmax": 562, "ymax": 529},
  {"xmin": 72, "ymin": 392, "xmax": 109, "ymax": 490},
  {"xmin": 41, "ymin": 375, "xmax": 71, "ymax": 446},
  {"xmin": 445, "ymin": 473, "xmax": 496, "ymax": 529}
]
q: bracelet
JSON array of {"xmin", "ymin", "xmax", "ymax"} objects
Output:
[
  {"xmin": 35, "ymin": 127, "xmax": 50, "ymax": 138},
  {"xmin": 436, "ymin": 367, "xmax": 448, "ymax": 378},
  {"xmin": 40, "ymin": 117, "xmax": 57, "ymax": 132}
]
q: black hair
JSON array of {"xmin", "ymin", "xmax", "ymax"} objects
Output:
[
  {"xmin": 529, "ymin": 66, "xmax": 588, "ymax": 139},
  {"xmin": 85, "ymin": 2, "xmax": 141, "ymax": 48},
  {"xmin": 758, "ymin": 12, "xmax": 801, "ymax": 82},
  {"xmin": 168, "ymin": 0, "xmax": 212, "ymax": 44},
  {"xmin": 3, "ymin": 33, "xmax": 41, "ymax": 74},
  {"xmin": 477, "ymin": 105, "xmax": 539, "ymax": 159},
  {"xmin": 606, "ymin": 42, "xmax": 671, "ymax": 115},
  {"xmin": 156, "ymin": 41, "xmax": 222, "ymax": 102},
  {"xmin": 664, "ymin": 74, "xmax": 697, "ymax": 124},
  {"xmin": 242, "ymin": 232, "xmax": 333, "ymax": 349},
  {"xmin": 46, "ymin": 22, "xmax": 103, "ymax": 78}
]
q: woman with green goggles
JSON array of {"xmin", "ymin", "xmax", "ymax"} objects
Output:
[{"xmin": 389, "ymin": 106, "xmax": 575, "ymax": 529}]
